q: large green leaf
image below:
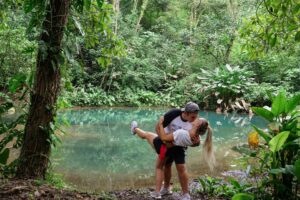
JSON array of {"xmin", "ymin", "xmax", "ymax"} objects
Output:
[
  {"xmin": 0, "ymin": 148, "xmax": 10, "ymax": 165},
  {"xmin": 271, "ymin": 90, "xmax": 286, "ymax": 116},
  {"xmin": 295, "ymin": 159, "xmax": 300, "ymax": 180},
  {"xmin": 232, "ymin": 193, "xmax": 254, "ymax": 200},
  {"xmin": 285, "ymin": 93, "xmax": 300, "ymax": 113},
  {"xmin": 252, "ymin": 125, "xmax": 272, "ymax": 143},
  {"xmin": 251, "ymin": 107, "xmax": 274, "ymax": 121},
  {"xmin": 269, "ymin": 131, "xmax": 290, "ymax": 152}
]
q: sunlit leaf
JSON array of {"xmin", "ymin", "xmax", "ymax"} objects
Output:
[
  {"xmin": 269, "ymin": 131, "xmax": 290, "ymax": 152},
  {"xmin": 225, "ymin": 64, "xmax": 233, "ymax": 71},
  {"xmin": 252, "ymin": 107, "xmax": 274, "ymax": 121},
  {"xmin": 271, "ymin": 90, "xmax": 286, "ymax": 116},
  {"xmin": 285, "ymin": 93, "xmax": 300, "ymax": 113}
]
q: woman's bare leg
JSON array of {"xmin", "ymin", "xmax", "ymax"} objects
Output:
[
  {"xmin": 155, "ymin": 156, "xmax": 165, "ymax": 193},
  {"xmin": 134, "ymin": 128, "xmax": 157, "ymax": 149}
]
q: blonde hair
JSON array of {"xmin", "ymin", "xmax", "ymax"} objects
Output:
[
  {"xmin": 196, "ymin": 119, "xmax": 216, "ymax": 171},
  {"xmin": 203, "ymin": 126, "xmax": 216, "ymax": 171}
]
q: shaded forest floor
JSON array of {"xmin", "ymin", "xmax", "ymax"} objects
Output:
[{"xmin": 0, "ymin": 178, "xmax": 229, "ymax": 200}]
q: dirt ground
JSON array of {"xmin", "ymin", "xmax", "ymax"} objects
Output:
[{"xmin": 0, "ymin": 179, "xmax": 228, "ymax": 200}]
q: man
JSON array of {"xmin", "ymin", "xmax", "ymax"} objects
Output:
[{"xmin": 156, "ymin": 102, "xmax": 200, "ymax": 200}]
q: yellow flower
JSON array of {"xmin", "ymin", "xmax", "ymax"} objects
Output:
[{"xmin": 248, "ymin": 131, "xmax": 259, "ymax": 149}]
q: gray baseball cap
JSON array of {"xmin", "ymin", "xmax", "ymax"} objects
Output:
[{"xmin": 181, "ymin": 102, "xmax": 200, "ymax": 113}]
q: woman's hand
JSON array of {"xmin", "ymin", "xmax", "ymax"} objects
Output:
[{"xmin": 191, "ymin": 135, "xmax": 200, "ymax": 147}]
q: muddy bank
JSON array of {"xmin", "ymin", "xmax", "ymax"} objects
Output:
[{"xmin": 0, "ymin": 178, "xmax": 228, "ymax": 200}]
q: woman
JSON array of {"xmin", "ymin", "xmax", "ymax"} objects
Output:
[{"xmin": 130, "ymin": 117, "xmax": 216, "ymax": 199}]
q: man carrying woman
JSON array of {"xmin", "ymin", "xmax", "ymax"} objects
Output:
[{"xmin": 131, "ymin": 102, "xmax": 215, "ymax": 200}]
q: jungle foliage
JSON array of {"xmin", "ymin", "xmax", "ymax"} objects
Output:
[
  {"xmin": 0, "ymin": 0, "xmax": 299, "ymax": 110},
  {"xmin": 0, "ymin": 0, "xmax": 299, "ymax": 198}
]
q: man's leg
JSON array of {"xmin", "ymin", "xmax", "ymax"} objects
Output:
[
  {"xmin": 175, "ymin": 164, "xmax": 189, "ymax": 194},
  {"xmin": 173, "ymin": 146, "xmax": 189, "ymax": 196},
  {"xmin": 163, "ymin": 162, "xmax": 172, "ymax": 189}
]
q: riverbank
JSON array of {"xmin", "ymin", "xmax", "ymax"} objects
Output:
[{"xmin": 0, "ymin": 178, "xmax": 229, "ymax": 200}]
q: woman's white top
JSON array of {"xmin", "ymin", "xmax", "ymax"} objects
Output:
[{"xmin": 173, "ymin": 129, "xmax": 193, "ymax": 147}]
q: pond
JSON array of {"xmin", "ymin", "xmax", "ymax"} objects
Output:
[{"xmin": 52, "ymin": 107, "xmax": 267, "ymax": 192}]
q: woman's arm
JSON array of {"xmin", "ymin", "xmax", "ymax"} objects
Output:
[{"xmin": 158, "ymin": 116, "xmax": 175, "ymax": 142}]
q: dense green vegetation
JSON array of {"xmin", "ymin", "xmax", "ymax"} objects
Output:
[
  {"xmin": 1, "ymin": 0, "xmax": 299, "ymax": 110},
  {"xmin": 0, "ymin": 0, "xmax": 299, "ymax": 199}
]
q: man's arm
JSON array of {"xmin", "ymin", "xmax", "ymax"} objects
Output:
[
  {"xmin": 158, "ymin": 116, "xmax": 174, "ymax": 142},
  {"xmin": 155, "ymin": 122, "xmax": 161, "ymax": 137},
  {"xmin": 155, "ymin": 108, "xmax": 181, "ymax": 137}
]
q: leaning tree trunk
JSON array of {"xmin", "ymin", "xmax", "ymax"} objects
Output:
[{"xmin": 16, "ymin": 0, "xmax": 71, "ymax": 179}]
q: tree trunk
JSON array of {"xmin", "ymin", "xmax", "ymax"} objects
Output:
[
  {"xmin": 112, "ymin": 0, "xmax": 120, "ymax": 34},
  {"xmin": 135, "ymin": 0, "xmax": 149, "ymax": 31},
  {"xmin": 189, "ymin": 0, "xmax": 202, "ymax": 45},
  {"xmin": 133, "ymin": 0, "xmax": 139, "ymax": 13},
  {"xmin": 16, "ymin": 0, "xmax": 71, "ymax": 179}
]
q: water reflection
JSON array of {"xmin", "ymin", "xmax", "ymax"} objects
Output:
[{"xmin": 52, "ymin": 108, "xmax": 267, "ymax": 192}]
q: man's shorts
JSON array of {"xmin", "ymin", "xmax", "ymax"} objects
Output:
[
  {"xmin": 153, "ymin": 137, "xmax": 186, "ymax": 164},
  {"xmin": 165, "ymin": 146, "xmax": 186, "ymax": 164}
]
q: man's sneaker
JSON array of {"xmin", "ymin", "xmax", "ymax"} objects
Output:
[
  {"xmin": 150, "ymin": 191, "xmax": 162, "ymax": 199},
  {"xmin": 181, "ymin": 193, "xmax": 191, "ymax": 200},
  {"xmin": 160, "ymin": 187, "xmax": 173, "ymax": 196},
  {"xmin": 131, "ymin": 121, "xmax": 138, "ymax": 135}
]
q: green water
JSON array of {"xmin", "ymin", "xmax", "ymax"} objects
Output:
[{"xmin": 52, "ymin": 108, "xmax": 267, "ymax": 192}]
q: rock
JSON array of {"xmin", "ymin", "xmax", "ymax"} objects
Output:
[
  {"xmin": 223, "ymin": 151, "xmax": 229, "ymax": 157},
  {"xmin": 40, "ymin": 189, "xmax": 45, "ymax": 195},
  {"xmin": 34, "ymin": 190, "xmax": 41, "ymax": 197},
  {"xmin": 7, "ymin": 107, "xmax": 15, "ymax": 115}
]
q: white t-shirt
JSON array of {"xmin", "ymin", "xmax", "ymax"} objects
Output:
[
  {"xmin": 164, "ymin": 115, "xmax": 192, "ymax": 134},
  {"xmin": 163, "ymin": 108, "xmax": 193, "ymax": 147},
  {"xmin": 173, "ymin": 129, "xmax": 193, "ymax": 147}
]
